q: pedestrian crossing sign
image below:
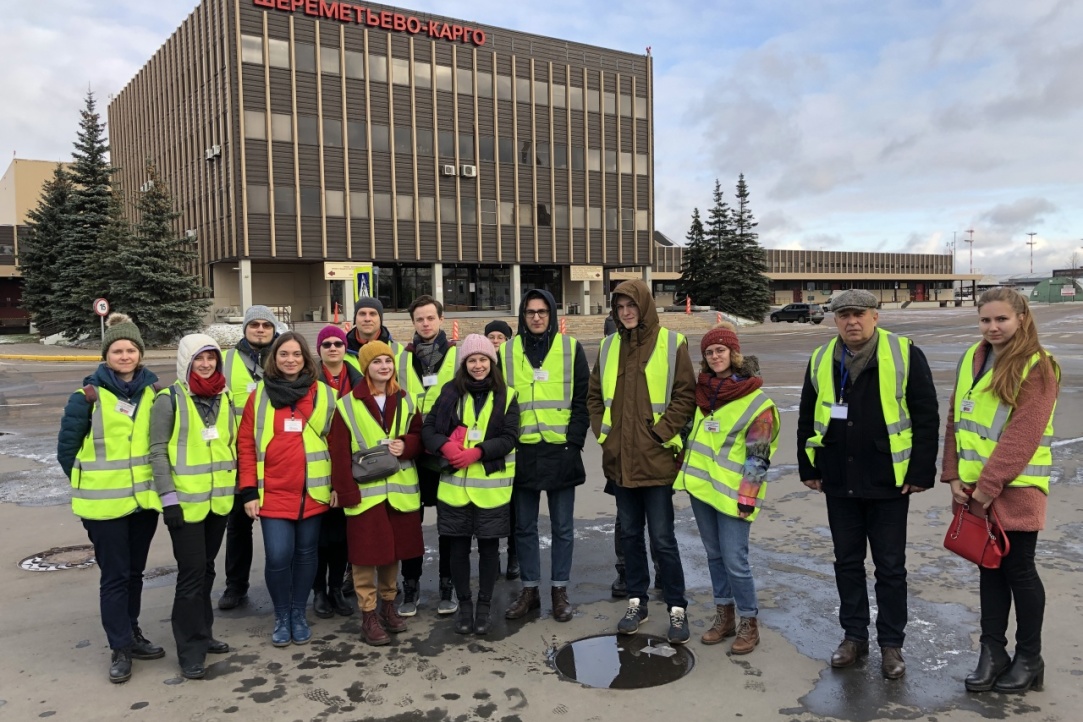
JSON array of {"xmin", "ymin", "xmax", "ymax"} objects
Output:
[{"xmin": 354, "ymin": 264, "xmax": 373, "ymax": 301}]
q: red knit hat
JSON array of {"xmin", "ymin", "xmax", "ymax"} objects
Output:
[
  {"xmin": 701, "ymin": 323, "xmax": 740, "ymax": 355},
  {"xmin": 316, "ymin": 324, "xmax": 348, "ymax": 349}
]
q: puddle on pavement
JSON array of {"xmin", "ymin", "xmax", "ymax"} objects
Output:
[{"xmin": 552, "ymin": 634, "xmax": 694, "ymax": 689}]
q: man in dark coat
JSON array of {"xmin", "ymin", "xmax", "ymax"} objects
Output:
[
  {"xmin": 796, "ymin": 289, "xmax": 939, "ymax": 680},
  {"xmin": 502, "ymin": 289, "xmax": 589, "ymax": 623}
]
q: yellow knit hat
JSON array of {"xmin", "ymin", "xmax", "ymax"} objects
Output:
[{"xmin": 356, "ymin": 340, "xmax": 395, "ymax": 374}]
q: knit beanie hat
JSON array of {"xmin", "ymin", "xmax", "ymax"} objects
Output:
[
  {"xmin": 484, "ymin": 320, "xmax": 513, "ymax": 339},
  {"xmin": 701, "ymin": 322, "xmax": 740, "ymax": 356},
  {"xmin": 456, "ymin": 333, "xmax": 498, "ymax": 371},
  {"xmin": 355, "ymin": 297, "xmax": 384, "ymax": 324},
  {"xmin": 316, "ymin": 324, "xmax": 348, "ymax": 349},
  {"xmin": 356, "ymin": 340, "xmax": 395, "ymax": 374},
  {"xmin": 243, "ymin": 304, "xmax": 278, "ymax": 329},
  {"xmin": 101, "ymin": 312, "xmax": 145, "ymax": 358}
]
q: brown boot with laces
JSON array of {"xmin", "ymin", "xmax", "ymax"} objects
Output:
[
  {"xmin": 700, "ymin": 604, "xmax": 736, "ymax": 645},
  {"xmin": 551, "ymin": 586, "xmax": 573, "ymax": 622},
  {"xmin": 504, "ymin": 586, "xmax": 541, "ymax": 619},
  {"xmin": 360, "ymin": 610, "xmax": 390, "ymax": 646},
  {"xmin": 730, "ymin": 617, "xmax": 760, "ymax": 655},
  {"xmin": 379, "ymin": 599, "xmax": 408, "ymax": 633}
]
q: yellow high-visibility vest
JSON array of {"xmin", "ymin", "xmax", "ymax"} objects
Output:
[
  {"xmin": 71, "ymin": 385, "xmax": 162, "ymax": 520},
  {"xmin": 417, "ymin": 346, "xmax": 458, "ymax": 416},
  {"xmin": 953, "ymin": 344, "xmax": 1055, "ymax": 493},
  {"xmin": 804, "ymin": 328, "xmax": 913, "ymax": 486},
  {"xmin": 161, "ymin": 383, "xmax": 238, "ymax": 522},
  {"xmin": 250, "ymin": 381, "xmax": 336, "ymax": 505},
  {"xmin": 437, "ymin": 389, "xmax": 517, "ymax": 509},
  {"xmin": 675, "ymin": 390, "xmax": 779, "ymax": 522},
  {"xmin": 336, "ymin": 392, "xmax": 421, "ymax": 514},
  {"xmin": 597, "ymin": 328, "xmax": 685, "ymax": 450},
  {"xmin": 500, "ymin": 333, "xmax": 576, "ymax": 444},
  {"xmin": 225, "ymin": 348, "xmax": 262, "ymax": 421}
]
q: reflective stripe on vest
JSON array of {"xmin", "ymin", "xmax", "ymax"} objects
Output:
[
  {"xmin": 225, "ymin": 348, "xmax": 259, "ymax": 420},
  {"xmin": 251, "ymin": 381, "xmax": 335, "ymax": 505},
  {"xmin": 597, "ymin": 328, "xmax": 684, "ymax": 450},
  {"xmin": 804, "ymin": 328, "xmax": 913, "ymax": 486},
  {"xmin": 437, "ymin": 389, "xmax": 517, "ymax": 509},
  {"xmin": 336, "ymin": 392, "xmax": 421, "ymax": 515},
  {"xmin": 953, "ymin": 344, "xmax": 1054, "ymax": 492},
  {"xmin": 418, "ymin": 346, "xmax": 458, "ymax": 416},
  {"xmin": 71, "ymin": 385, "xmax": 162, "ymax": 520},
  {"xmin": 674, "ymin": 390, "xmax": 779, "ymax": 522},
  {"xmin": 500, "ymin": 333, "xmax": 575, "ymax": 443},
  {"xmin": 163, "ymin": 383, "xmax": 238, "ymax": 522}
]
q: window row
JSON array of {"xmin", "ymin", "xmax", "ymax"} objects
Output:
[
  {"xmin": 240, "ymin": 34, "xmax": 648, "ymax": 117},
  {"xmin": 246, "ymin": 185, "xmax": 648, "ymax": 230},
  {"xmin": 243, "ymin": 111, "xmax": 649, "ymax": 174}
]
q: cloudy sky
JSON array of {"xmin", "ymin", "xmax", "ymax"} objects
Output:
[{"xmin": 3, "ymin": 0, "xmax": 1080, "ymax": 278}]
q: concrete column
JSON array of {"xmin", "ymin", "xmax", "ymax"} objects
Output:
[
  {"xmin": 641, "ymin": 265, "xmax": 652, "ymax": 286},
  {"xmin": 581, "ymin": 280, "xmax": 591, "ymax": 316},
  {"xmin": 238, "ymin": 259, "xmax": 253, "ymax": 311},
  {"xmin": 343, "ymin": 279, "xmax": 355, "ymax": 326},
  {"xmin": 510, "ymin": 263, "xmax": 522, "ymax": 310},
  {"xmin": 432, "ymin": 262, "xmax": 444, "ymax": 304}
]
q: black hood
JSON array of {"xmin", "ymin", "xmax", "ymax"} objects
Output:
[{"xmin": 517, "ymin": 288, "xmax": 559, "ymax": 367}]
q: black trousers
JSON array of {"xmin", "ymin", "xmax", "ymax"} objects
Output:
[
  {"xmin": 401, "ymin": 505, "xmax": 451, "ymax": 581},
  {"xmin": 825, "ymin": 494, "xmax": 910, "ymax": 647},
  {"xmin": 980, "ymin": 530, "xmax": 1044, "ymax": 656},
  {"xmin": 168, "ymin": 513, "xmax": 228, "ymax": 667},
  {"xmin": 82, "ymin": 510, "xmax": 159, "ymax": 650},
  {"xmin": 223, "ymin": 494, "xmax": 254, "ymax": 594},
  {"xmin": 314, "ymin": 508, "xmax": 348, "ymax": 595},
  {"xmin": 448, "ymin": 536, "xmax": 499, "ymax": 603}
]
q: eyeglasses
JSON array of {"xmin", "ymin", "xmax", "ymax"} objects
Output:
[
  {"xmin": 321, "ymin": 341, "xmax": 345, "ymax": 349},
  {"xmin": 248, "ymin": 321, "xmax": 275, "ymax": 329},
  {"xmin": 704, "ymin": 348, "xmax": 729, "ymax": 358},
  {"xmin": 525, "ymin": 310, "xmax": 550, "ymax": 318}
]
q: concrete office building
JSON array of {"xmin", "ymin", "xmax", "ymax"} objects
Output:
[{"xmin": 108, "ymin": 0, "xmax": 654, "ymax": 321}]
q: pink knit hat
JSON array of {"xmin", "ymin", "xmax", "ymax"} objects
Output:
[
  {"xmin": 316, "ymin": 324, "xmax": 348, "ymax": 349},
  {"xmin": 456, "ymin": 333, "xmax": 497, "ymax": 371}
]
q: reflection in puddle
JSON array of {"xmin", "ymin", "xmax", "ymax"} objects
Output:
[{"xmin": 552, "ymin": 634, "xmax": 694, "ymax": 689}]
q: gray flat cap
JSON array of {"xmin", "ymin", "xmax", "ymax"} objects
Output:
[{"xmin": 829, "ymin": 289, "xmax": 878, "ymax": 312}]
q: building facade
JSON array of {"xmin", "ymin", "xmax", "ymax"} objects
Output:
[
  {"xmin": 108, "ymin": 0, "xmax": 654, "ymax": 318},
  {"xmin": 0, "ymin": 159, "xmax": 63, "ymax": 329}
]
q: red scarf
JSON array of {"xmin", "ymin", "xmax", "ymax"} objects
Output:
[
  {"xmin": 189, "ymin": 370, "xmax": 226, "ymax": 398},
  {"xmin": 695, "ymin": 372, "xmax": 763, "ymax": 414},
  {"xmin": 322, "ymin": 364, "xmax": 352, "ymax": 396}
]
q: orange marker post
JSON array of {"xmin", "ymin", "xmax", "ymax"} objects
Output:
[
  {"xmin": 452, "ymin": 319, "xmax": 460, "ymax": 341},
  {"xmin": 685, "ymin": 296, "xmax": 692, "ymax": 315},
  {"xmin": 560, "ymin": 317, "xmax": 567, "ymax": 334}
]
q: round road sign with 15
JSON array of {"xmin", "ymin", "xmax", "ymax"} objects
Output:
[{"xmin": 93, "ymin": 298, "xmax": 110, "ymax": 317}]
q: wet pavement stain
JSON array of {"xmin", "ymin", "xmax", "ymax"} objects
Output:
[
  {"xmin": 231, "ymin": 676, "xmax": 267, "ymax": 693},
  {"xmin": 551, "ymin": 633, "xmax": 695, "ymax": 689},
  {"xmin": 249, "ymin": 683, "xmax": 286, "ymax": 703},
  {"xmin": 128, "ymin": 702, "xmax": 148, "ymax": 710}
]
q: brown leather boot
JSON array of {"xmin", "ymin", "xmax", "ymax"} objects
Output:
[
  {"xmin": 551, "ymin": 586, "xmax": 573, "ymax": 622},
  {"xmin": 360, "ymin": 610, "xmax": 390, "ymax": 646},
  {"xmin": 700, "ymin": 604, "xmax": 736, "ymax": 645},
  {"xmin": 504, "ymin": 586, "xmax": 541, "ymax": 620},
  {"xmin": 379, "ymin": 600, "xmax": 407, "ymax": 633},
  {"xmin": 730, "ymin": 617, "xmax": 760, "ymax": 655}
]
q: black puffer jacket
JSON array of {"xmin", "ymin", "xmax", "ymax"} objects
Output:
[{"xmin": 510, "ymin": 288, "xmax": 590, "ymax": 492}]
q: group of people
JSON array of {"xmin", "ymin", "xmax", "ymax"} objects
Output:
[{"xmin": 58, "ymin": 282, "xmax": 1055, "ymax": 697}]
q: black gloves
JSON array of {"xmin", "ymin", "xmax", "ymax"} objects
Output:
[{"xmin": 163, "ymin": 504, "xmax": 185, "ymax": 530}]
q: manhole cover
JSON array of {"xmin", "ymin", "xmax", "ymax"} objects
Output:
[
  {"xmin": 552, "ymin": 634, "xmax": 695, "ymax": 689},
  {"xmin": 19, "ymin": 545, "xmax": 97, "ymax": 572}
]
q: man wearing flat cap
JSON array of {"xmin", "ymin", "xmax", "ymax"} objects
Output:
[{"xmin": 796, "ymin": 289, "xmax": 939, "ymax": 680}]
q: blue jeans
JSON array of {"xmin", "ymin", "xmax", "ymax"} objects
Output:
[
  {"xmin": 614, "ymin": 484, "xmax": 687, "ymax": 610},
  {"xmin": 690, "ymin": 496, "xmax": 757, "ymax": 617},
  {"xmin": 514, "ymin": 486, "xmax": 575, "ymax": 587},
  {"xmin": 261, "ymin": 516, "xmax": 322, "ymax": 616}
]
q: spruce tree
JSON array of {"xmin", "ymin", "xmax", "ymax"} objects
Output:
[
  {"xmin": 19, "ymin": 164, "xmax": 74, "ymax": 333},
  {"xmin": 678, "ymin": 208, "xmax": 715, "ymax": 307},
  {"xmin": 705, "ymin": 180, "xmax": 736, "ymax": 312},
  {"xmin": 110, "ymin": 160, "xmax": 210, "ymax": 344},
  {"xmin": 727, "ymin": 174, "xmax": 772, "ymax": 321}
]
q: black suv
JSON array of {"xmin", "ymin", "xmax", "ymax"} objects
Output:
[{"xmin": 769, "ymin": 303, "xmax": 824, "ymax": 324}]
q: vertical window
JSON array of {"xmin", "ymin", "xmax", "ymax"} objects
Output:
[
  {"xmin": 391, "ymin": 58, "xmax": 410, "ymax": 85},
  {"xmin": 636, "ymin": 153, "xmax": 649, "ymax": 175},
  {"xmin": 498, "ymin": 137, "xmax": 514, "ymax": 164},
  {"xmin": 325, "ymin": 190, "xmax": 345, "ymax": 216},
  {"xmin": 416, "ymin": 128, "xmax": 434, "ymax": 156},
  {"xmin": 587, "ymin": 88, "xmax": 600, "ymax": 112},
  {"xmin": 516, "ymin": 77, "xmax": 530, "ymax": 103},
  {"xmin": 349, "ymin": 191, "xmax": 369, "ymax": 218},
  {"xmin": 518, "ymin": 202, "xmax": 533, "ymax": 226},
  {"xmin": 295, "ymin": 43, "xmax": 316, "ymax": 73},
  {"xmin": 621, "ymin": 208, "xmax": 634, "ymax": 232},
  {"xmin": 480, "ymin": 200, "xmax": 498, "ymax": 225},
  {"xmin": 418, "ymin": 196, "xmax": 436, "ymax": 222},
  {"xmin": 477, "ymin": 71, "xmax": 493, "ymax": 98},
  {"xmin": 273, "ymin": 186, "xmax": 295, "ymax": 215},
  {"xmin": 440, "ymin": 197, "xmax": 457, "ymax": 223},
  {"xmin": 268, "ymin": 38, "xmax": 290, "ymax": 68},
  {"xmin": 372, "ymin": 193, "xmax": 392, "ymax": 219},
  {"xmin": 271, "ymin": 113, "xmax": 292, "ymax": 142},
  {"xmin": 347, "ymin": 121, "xmax": 366, "ymax": 150},
  {"xmin": 247, "ymin": 185, "xmax": 269, "ymax": 214},
  {"xmin": 460, "ymin": 196, "xmax": 476, "ymax": 224},
  {"xmin": 320, "ymin": 46, "xmax": 340, "ymax": 75},
  {"xmin": 396, "ymin": 196, "xmax": 414, "ymax": 221},
  {"xmin": 297, "ymin": 115, "xmax": 319, "ymax": 145},
  {"xmin": 323, "ymin": 118, "xmax": 342, "ymax": 147},
  {"xmin": 572, "ymin": 206, "xmax": 585, "ymax": 228},
  {"xmin": 634, "ymin": 96, "xmax": 647, "ymax": 119},
  {"xmin": 369, "ymin": 55, "xmax": 387, "ymax": 82},
  {"xmin": 435, "ymin": 65, "xmax": 453, "ymax": 92},
  {"xmin": 241, "ymin": 35, "xmax": 263, "ymax": 64},
  {"xmin": 394, "ymin": 126, "xmax": 413, "ymax": 154},
  {"xmin": 300, "ymin": 186, "xmax": 321, "ymax": 215},
  {"xmin": 604, "ymin": 150, "xmax": 617, "ymax": 172},
  {"xmin": 554, "ymin": 205, "xmax": 569, "ymax": 228},
  {"xmin": 244, "ymin": 110, "xmax": 266, "ymax": 139},
  {"xmin": 478, "ymin": 136, "xmax": 495, "ymax": 162},
  {"xmin": 414, "ymin": 62, "xmax": 431, "ymax": 89},
  {"xmin": 588, "ymin": 207, "xmax": 601, "ymax": 229},
  {"xmin": 458, "ymin": 133, "xmax": 474, "ymax": 160},
  {"xmin": 552, "ymin": 84, "xmax": 566, "ymax": 108},
  {"xmin": 456, "ymin": 67, "xmax": 472, "ymax": 94},
  {"xmin": 554, "ymin": 144, "xmax": 568, "ymax": 169},
  {"xmin": 438, "ymin": 130, "xmax": 455, "ymax": 158},
  {"xmin": 500, "ymin": 201, "xmax": 515, "ymax": 225},
  {"xmin": 344, "ymin": 50, "xmax": 364, "ymax": 79},
  {"xmin": 636, "ymin": 209, "xmax": 649, "ymax": 229},
  {"xmin": 519, "ymin": 141, "xmax": 532, "ymax": 165},
  {"xmin": 569, "ymin": 86, "xmax": 583, "ymax": 110},
  {"xmin": 496, "ymin": 74, "xmax": 512, "ymax": 100},
  {"xmin": 570, "ymin": 147, "xmax": 585, "ymax": 171},
  {"xmin": 534, "ymin": 81, "xmax": 548, "ymax": 105},
  {"xmin": 620, "ymin": 152, "xmax": 632, "ymax": 173},
  {"xmin": 605, "ymin": 208, "xmax": 618, "ymax": 230},
  {"xmin": 535, "ymin": 142, "xmax": 549, "ymax": 167},
  {"xmin": 537, "ymin": 203, "xmax": 551, "ymax": 226},
  {"xmin": 604, "ymin": 91, "xmax": 616, "ymax": 114},
  {"xmin": 587, "ymin": 149, "xmax": 601, "ymax": 172},
  {"xmin": 370, "ymin": 124, "xmax": 389, "ymax": 152},
  {"xmin": 619, "ymin": 94, "xmax": 631, "ymax": 116}
]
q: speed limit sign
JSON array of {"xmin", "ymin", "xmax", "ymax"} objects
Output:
[{"xmin": 93, "ymin": 298, "xmax": 110, "ymax": 317}]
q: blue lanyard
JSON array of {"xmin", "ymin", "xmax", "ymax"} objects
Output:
[{"xmin": 837, "ymin": 353, "xmax": 850, "ymax": 404}]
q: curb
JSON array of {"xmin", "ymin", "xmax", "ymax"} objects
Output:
[{"xmin": 0, "ymin": 354, "xmax": 102, "ymax": 362}]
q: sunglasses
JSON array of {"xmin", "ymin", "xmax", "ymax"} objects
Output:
[
  {"xmin": 321, "ymin": 341, "xmax": 345, "ymax": 349},
  {"xmin": 248, "ymin": 321, "xmax": 275, "ymax": 329}
]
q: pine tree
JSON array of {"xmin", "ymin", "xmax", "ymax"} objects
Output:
[
  {"xmin": 678, "ymin": 208, "xmax": 715, "ymax": 307},
  {"xmin": 705, "ymin": 180, "xmax": 736, "ymax": 311},
  {"xmin": 110, "ymin": 160, "xmax": 210, "ymax": 344},
  {"xmin": 19, "ymin": 164, "xmax": 74, "ymax": 333},
  {"xmin": 726, "ymin": 174, "xmax": 772, "ymax": 321}
]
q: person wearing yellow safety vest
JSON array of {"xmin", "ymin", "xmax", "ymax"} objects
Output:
[
  {"xmin": 422, "ymin": 335, "xmax": 520, "ymax": 636},
  {"xmin": 401, "ymin": 295, "xmax": 459, "ymax": 616},
  {"xmin": 941, "ymin": 287, "xmax": 1059, "ymax": 695},
  {"xmin": 587, "ymin": 279, "xmax": 697, "ymax": 646},
  {"xmin": 344, "ymin": 297, "xmax": 419, "ymax": 396},
  {"xmin": 237, "ymin": 332, "xmax": 335, "ymax": 648},
  {"xmin": 148, "ymin": 333, "xmax": 236, "ymax": 680},
  {"xmin": 57, "ymin": 313, "xmax": 165, "ymax": 684},
  {"xmin": 796, "ymin": 289, "xmax": 940, "ymax": 681},
  {"xmin": 485, "ymin": 319, "xmax": 520, "ymax": 582},
  {"xmin": 328, "ymin": 341, "xmax": 425, "ymax": 646},
  {"xmin": 674, "ymin": 323, "xmax": 779, "ymax": 655},
  {"xmin": 501, "ymin": 290, "xmax": 589, "ymax": 625},
  {"xmin": 219, "ymin": 304, "xmax": 279, "ymax": 612}
]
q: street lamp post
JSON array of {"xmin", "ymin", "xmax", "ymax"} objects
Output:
[
  {"xmin": 1026, "ymin": 232, "xmax": 1037, "ymax": 274},
  {"xmin": 964, "ymin": 229, "xmax": 975, "ymax": 273}
]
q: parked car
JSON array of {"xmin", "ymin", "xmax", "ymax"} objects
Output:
[{"xmin": 769, "ymin": 303, "xmax": 824, "ymax": 324}]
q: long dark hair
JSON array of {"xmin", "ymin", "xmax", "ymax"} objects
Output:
[
  {"xmin": 263, "ymin": 331, "xmax": 320, "ymax": 380},
  {"xmin": 452, "ymin": 353, "xmax": 506, "ymax": 397},
  {"xmin": 977, "ymin": 287, "xmax": 1059, "ymax": 407}
]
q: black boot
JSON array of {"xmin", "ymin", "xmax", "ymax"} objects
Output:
[
  {"xmin": 341, "ymin": 567, "xmax": 356, "ymax": 597},
  {"xmin": 505, "ymin": 554, "xmax": 520, "ymax": 581},
  {"xmin": 611, "ymin": 567, "xmax": 627, "ymax": 598},
  {"xmin": 312, "ymin": 589, "xmax": 334, "ymax": 619},
  {"xmin": 329, "ymin": 586, "xmax": 354, "ymax": 616},
  {"xmin": 109, "ymin": 648, "xmax": 132, "ymax": 684},
  {"xmin": 455, "ymin": 599, "xmax": 474, "ymax": 635},
  {"xmin": 965, "ymin": 643, "xmax": 1011, "ymax": 692},
  {"xmin": 993, "ymin": 653, "xmax": 1044, "ymax": 694},
  {"xmin": 130, "ymin": 627, "xmax": 165, "ymax": 660},
  {"xmin": 475, "ymin": 598, "xmax": 492, "ymax": 635}
]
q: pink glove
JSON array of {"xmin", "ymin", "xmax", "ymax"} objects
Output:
[
  {"xmin": 440, "ymin": 441, "xmax": 464, "ymax": 465},
  {"xmin": 449, "ymin": 425, "xmax": 468, "ymax": 446},
  {"xmin": 452, "ymin": 446, "xmax": 483, "ymax": 470}
]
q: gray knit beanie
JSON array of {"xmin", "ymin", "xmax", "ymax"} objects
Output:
[
  {"xmin": 243, "ymin": 304, "xmax": 278, "ymax": 329},
  {"xmin": 354, "ymin": 297, "xmax": 384, "ymax": 324},
  {"xmin": 101, "ymin": 312, "xmax": 145, "ymax": 358}
]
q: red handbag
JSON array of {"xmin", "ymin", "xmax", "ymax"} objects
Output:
[{"xmin": 943, "ymin": 501, "xmax": 1010, "ymax": 569}]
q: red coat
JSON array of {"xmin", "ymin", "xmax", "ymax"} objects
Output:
[{"xmin": 238, "ymin": 382, "xmax": 330, "ymax": 520}]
